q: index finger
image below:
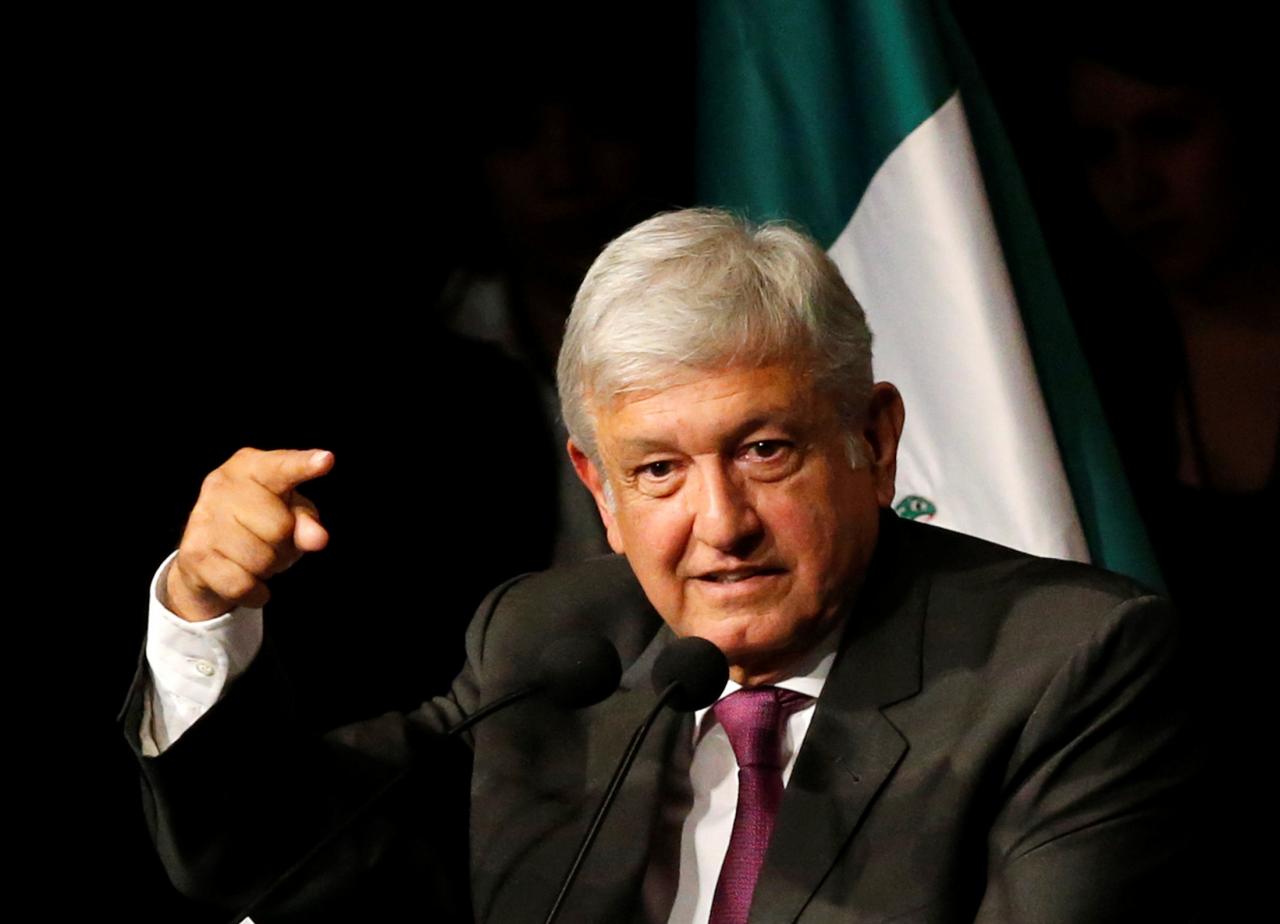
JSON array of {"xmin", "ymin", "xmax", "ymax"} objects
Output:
[{"xmin": 242, "ymin": 448, "xmax": 335, "ymax": 495}]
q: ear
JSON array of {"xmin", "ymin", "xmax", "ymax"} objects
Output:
[
  {"xmin": 861, "ymin": 382, "xmax": 906, "ymax": 508},
  {"xmin": 567, "ymin": 440, "xmax": 626, "ymax": 554}
]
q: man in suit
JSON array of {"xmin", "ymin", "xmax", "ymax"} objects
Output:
[{"xmin": 129, "ymin": 208, "xmax": 1198, "ymax": 922}]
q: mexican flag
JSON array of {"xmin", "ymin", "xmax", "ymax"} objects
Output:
[{"xmin": 697, "ymin": 0, "xmax": 1161, "ymax": 587}]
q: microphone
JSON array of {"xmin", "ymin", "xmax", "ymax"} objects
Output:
[
  {"xmin": 544, "ymin": 636, "xmax": 730, "ymax": 924},
  {"xmin": 651, "ymin": 635, "xmax": 730, "ymax": 711},
  {"xmin": 231, "ymin": 634, "xmax": 622, "ymax": 924},
  {"xmin": 448, "ymin": 635, "xmax": 622, "ymax": 735},
  {"xmin": 539, "ymin": 634, "xmax": 625, "ymax": 708}
]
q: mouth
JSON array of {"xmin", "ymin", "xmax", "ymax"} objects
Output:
[{"xmin": 694, "ymin": 567, "xmax": 785, "ymax": 584}]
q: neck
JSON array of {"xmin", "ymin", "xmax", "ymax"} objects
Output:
[{"xmin": 728, "ymin": 614, "xmax": 848, "ymax": 688}]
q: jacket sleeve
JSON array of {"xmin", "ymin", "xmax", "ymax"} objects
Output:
[
  {"xmin": 121, "ymin": 573, "xmax": 532, "ymax": 923},
  {"xmin": 973, "ymin": 595, "xmax": 1204, "ymax": 923}
]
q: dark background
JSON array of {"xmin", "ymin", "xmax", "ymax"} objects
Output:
[{"xmin": 41, "ymin": 3, "xmax": 1268, "ymax": 918}]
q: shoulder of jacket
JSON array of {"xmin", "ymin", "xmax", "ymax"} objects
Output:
[
  {"xmin": 470, "ymin": 555, "xmax": 662, "ymax": 666},
  {"xmin": 895, "ymin": 518, "xmax": 1172, "ymax": 664}
]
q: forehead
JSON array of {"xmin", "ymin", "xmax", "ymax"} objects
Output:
[{"xmin": 592, "ymin": 364, "xmax": 833, "ymax": 450}]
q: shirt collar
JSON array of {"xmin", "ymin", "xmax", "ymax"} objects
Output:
[{"xmin": 691, "ymin": 618, "xmax": 842, "ymax": 740}]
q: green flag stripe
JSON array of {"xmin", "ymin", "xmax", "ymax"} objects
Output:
[
  {"xmin": 696, "ymin": 0, "xmax": 1163, "ymax": 586},
  {"xmin": 697, "ymin": 0, "xmax": 954, "ymax": 244},
  {"xmin": 934, "ymin": 5, "xmax": 1163, "ymax": 588}
]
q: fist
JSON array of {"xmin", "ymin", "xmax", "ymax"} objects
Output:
[{"xmin": 165, "ymin": 448, "xmax": 335, "ymax": 622}]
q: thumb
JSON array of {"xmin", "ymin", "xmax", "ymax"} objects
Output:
[{"xmin": 292, "ymin": 497, "xmax": 330, "ymax": 552}]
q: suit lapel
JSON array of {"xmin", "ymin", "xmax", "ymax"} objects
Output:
[{"xmin": 751, "ymin": 514, "xmax": 929, "ymax": 924}]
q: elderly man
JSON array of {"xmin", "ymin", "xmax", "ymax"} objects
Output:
[{"xmin": 127, "ymin": 209, "xmax": 1196, "ymax": 923}]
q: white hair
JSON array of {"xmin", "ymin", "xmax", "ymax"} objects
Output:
[{"xmin": 557, "ymin": 208, "xmax": 874, "ymax": 472}]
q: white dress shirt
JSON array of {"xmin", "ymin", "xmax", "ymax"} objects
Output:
[
  {"xmin": 141, "ymin": 555, "xmax": 838, "ymax": 923},
  {"xmin": 653, "ymin": 635, "xmax": 834, "ymax": 924}
]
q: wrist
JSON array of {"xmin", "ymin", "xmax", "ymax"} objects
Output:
[{"xmin": 163, "ymin": 558, "xmax": 227, "ymax": 623}]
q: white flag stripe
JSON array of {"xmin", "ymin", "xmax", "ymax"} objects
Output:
[{"xmin": 830, "ymin": 92, "xmax": 1089, "ymax": 562}]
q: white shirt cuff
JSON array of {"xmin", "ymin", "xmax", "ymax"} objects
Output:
[{"xmin": 141, "ymin": 552, "xmax": 264, "ymax": 755}]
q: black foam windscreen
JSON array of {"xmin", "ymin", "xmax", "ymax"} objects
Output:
[
  {"xmin": 651, "ymin": 636, "xmax": 729, "ymax": 711},
  {"xmin": 538, "ymin": 635, "xmax": 623, "ymax": 708}
]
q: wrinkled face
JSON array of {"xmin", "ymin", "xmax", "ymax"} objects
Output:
[{"xmin": 570, "ymin": 365, "xmax": 903, "ymax": 685}]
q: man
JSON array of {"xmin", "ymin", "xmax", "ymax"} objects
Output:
[{"xmin": 127, "ymin": 209, "xmax": 1197, "ymax": 922}]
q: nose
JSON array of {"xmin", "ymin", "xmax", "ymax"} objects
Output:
[{"xmin": 687, "ymin": 459, "xmax": 763, "ymax": 556}]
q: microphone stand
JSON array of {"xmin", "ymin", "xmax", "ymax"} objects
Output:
[
  {"xmin": 229, "ymin": 683, "xmax": 537, "ymax": 924},
  {"xmin": 542, "ymin": 682, "xmax": 681, "ymax": 924}
]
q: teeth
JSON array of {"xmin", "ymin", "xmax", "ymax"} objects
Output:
[{"xmin": 716, "ymin": 573, "xmax": 755, "ymax": 583}]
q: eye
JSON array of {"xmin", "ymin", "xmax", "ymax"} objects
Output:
[
  {"xmin": 736, "ymin": 439, "xmax": 800, "ymax": 480},
  {"xmin": 630, "ymin": 458, "xmax": 684, "ymax": 497},
  {"xmin": 742, "ymin": 440, "xmax": 789, "ymax": 461},
  {"xmin": 641, "ymin": 460, "xmax": 676, "ymax": 479}
]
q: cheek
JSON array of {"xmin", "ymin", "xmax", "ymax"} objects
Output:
[
  {"xmin": 779, "ymin": 475, "xmax": 877, "ymax": 584},
  {"xmin": 618, "ymin": 503, "xmax": 690, "ymax": 573},
  {"xmin": 763, "ymin": 485, "xmax": 846, "ymax": 575}
]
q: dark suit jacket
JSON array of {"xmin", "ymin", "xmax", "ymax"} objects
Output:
[{"xmin": 123, "ymin": 515, "xmax": 1200, "ymax": 923}]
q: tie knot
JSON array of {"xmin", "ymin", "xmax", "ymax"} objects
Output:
[{"xmin": 712, "ymin": 686, "xmax": 812, "ymax": 770}]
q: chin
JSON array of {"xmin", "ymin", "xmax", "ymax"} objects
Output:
[
  {"xmin": 678, "ymin": 618, "xmax": 748, "ymax": 651},
  {"xmin": 691, "ymin": 616, "xmax": 799, "ymax": 675}
]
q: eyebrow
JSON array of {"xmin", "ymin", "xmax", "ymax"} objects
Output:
[
  {"xmin": 613, "ymin": 437, "xmax": 677, "ymax": 457},
  {"xmin": 613, "ymin": 413, "xmax": 804, "ymax": 458}
]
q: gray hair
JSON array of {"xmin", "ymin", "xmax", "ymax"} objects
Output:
[{"xmin": 556, "ymin": 207, "xmax": 874, "ymax": 466}]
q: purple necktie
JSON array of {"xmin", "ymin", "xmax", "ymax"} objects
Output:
[{"xmin": 709, "ymin": 686, "xmax": 812, "ymax": 924}]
